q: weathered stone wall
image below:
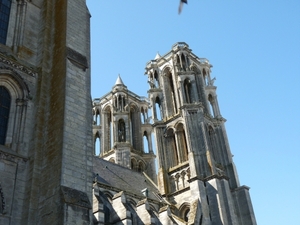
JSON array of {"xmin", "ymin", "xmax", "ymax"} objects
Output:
[{"xmin": 1, "ymin": 0, "xmax": 93, "ymax": 224}]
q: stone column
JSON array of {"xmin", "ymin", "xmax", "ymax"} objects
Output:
[{"xmin": 12, "ymin": 98, "xmax": 27, "ymax": 152}]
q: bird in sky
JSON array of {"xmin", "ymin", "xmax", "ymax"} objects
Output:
[{"xmin": 178, "ymin": 0, "xmax": 187, "ymax": 14}]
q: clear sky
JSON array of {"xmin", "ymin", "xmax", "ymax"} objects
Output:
[{"xmin": 86, "ymin": 1, "xmax": 300, "ymax": 224}]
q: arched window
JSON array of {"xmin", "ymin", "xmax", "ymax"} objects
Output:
[
  {"xmin": 176, "ymin": 123, "xmax": 188, "ymax": 162},
  {"xmin": 0, "ymin": 86, "xmax": 11, "ymax": 145},
  {"xmin": 141, "ymin": 107, "xmax": 145, "ymax": 124},
  {"xmin": 143, "ymin": 131, "xmax": 149, "ymax": 153},
  {"xmin": 96, "ymin": 109, "xmax": 100, "ymax": 125},
  {"xmin": 94, "ymin": 132, "xmax": 101, "ymax": 156},
  {"xmin": 166, "ymin": 128, "xmax": 178, "ymax": 167},
  {"xmin": 0, "ymin": 0, "xmax": 12, "ymax": 44},
  {"xmin": 155, "ymin": 96, "xmax": 162, "ymax": 120},
  {"xmin": 164, "ymin": 69, "xmax": 177, "ymax": 115},
  {"xmin": 203, "ymin": 69, "xmax": 209, "ymax": 86},
  {"xmin": 208, "ymin": 126, "xmax": 219, "ymax": 163},
  {"xmin": 118, "ymin": 119, "xmax": 126, "ymax": 142},
  {"xmin": 0, "ymin": 72, "xmax": 29, "ymax": 150},
  {"xmin": 181, "ymin": 54, "xmax": 187, "ymax": 71},
  {"xmin": 117, "ymin": 95, "xmax": 125, "ymax": 112},
  {"xmin": 208, "ymin": 94, "xmax": 215, "ymax": 117},
  {"xmin": 154, "ymin": 70, "xmax": 160, "ymax": 87},
  {"xmin": 184, "ymin": 79, "xmax": 192, "ymax": 103},
  {"xmin": 104, "ymin": 107, "xmax": 113, "ymax": 151},
  {"xmin": 130, "ymin": 105, "xmax": 141, "ymax": 150}
]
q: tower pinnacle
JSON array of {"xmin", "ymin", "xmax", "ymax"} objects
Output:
[{"xmin": 115, "ymin": 74, "xmax": 124, "ymax": 85}]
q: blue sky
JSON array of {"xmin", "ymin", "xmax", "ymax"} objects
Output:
[{"xmin": 87, "ymin": 1, "xmax": 300, "ymax": 224}]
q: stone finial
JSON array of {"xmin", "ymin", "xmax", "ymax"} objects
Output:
[
  {"xmin": 154, "ymin": 52, "xmax": 161, "ymax": 60},
  {"xmin": 115, "ymin": 74, "xmax": 124, "ymax": 86}
]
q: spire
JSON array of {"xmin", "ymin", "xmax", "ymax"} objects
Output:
[
  {"xmin": 154, "ymin": 52, "xmax": 161, "ymax": 60},
  {"xmin": 113, "ymin": 74, "xmax": 127, "ymax": 90},
  {"xmin": 115, "ymin": 74, "xmax": 124, "ymax": 85}
]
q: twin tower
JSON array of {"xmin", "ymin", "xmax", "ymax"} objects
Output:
[
  {"xmin": 92, "ymin": 42, "xmax": 256, "ymax": 224},
  {"xmin": 0, "ymin": 0, "xmax": 255, "ymax": 224}
]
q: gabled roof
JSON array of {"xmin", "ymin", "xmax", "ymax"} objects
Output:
[{"xmin": 93, "ymin": 157, "xmax": 160, "ymax": 201}]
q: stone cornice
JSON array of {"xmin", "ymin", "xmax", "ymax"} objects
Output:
[
  {"xmin": 0, "ymin": 148, "xmax": 28, "ymax": 163},
  {"xmin": 164, "ymin": 186, "xmax": 190, "ymax": 198},
  {"xmin": 187, "ymin": 174, "xmax": 229, "ymax": 183},
  {"xmin": 163, "ymin": 113, "xmax": 182, "ymax": 124},
  {"xmin": 167, "ymin": 161, "xmax": 189, "ymax": 174}
]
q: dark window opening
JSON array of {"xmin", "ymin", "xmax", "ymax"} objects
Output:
[
  {"xmin": 0, "ymin": 0, "xmax": 12, "ymax": 44},
  {"xmin": 0, "ymin": 86, "xmax": 11, "ymax": 145},
  {"xmin": 118, "ymin": 119, "xmax": 126, "ymax": 142}
]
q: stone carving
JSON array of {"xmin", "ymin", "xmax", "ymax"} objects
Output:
[
  {"xmin": 0, "ymin": 55, "xmax": 37, "ymax": 77},
  {"xmin": 0, "ymin": 151, "xmax": 28, "ymax": 163}
]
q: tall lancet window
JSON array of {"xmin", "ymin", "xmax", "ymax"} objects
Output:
[
  {"xmin": 95, "ymin": 132, "xmax": 101, "ymax": 156},
  {"xmin": 0, "ymin": 0, "xmax": 12, "ymax": 44},
  {"xmin": 181, "ymin": 54, "xmax": 187, "ymax": 71},
  {"xmin": 154, "ymin": 70, "xmax": 160, "ymax": 87},
  {"xmin": 177, "ymin": 123, "xmax": 188, "ymax": 162},
  {"xmin": 95, "ymin": 109, "xmax": 100, "ymax": 125},
  {"xmin": 184, "ymin": 79, "xmax": 192, "ymax": 103},
  {"xmin": 155, "ymin": 96, "xmax": 162, "ymax": 120},
  {"xmin": 203, "ymin": 69, "xmax": 209, "ymax": 86},
  {"xmin": 118, "ymin": 119, "xmax": 126, "ymax": 142},
  {"xmin": 165, "ymin": 69, "xmax": 177, "ymax": 115},
  {"xmin": 0, "ymin": 86, "xmax": 11, "ymax": 145},
  {"xmin": 166, "ymin": 128, "xmax": 178, "ymax": 167},
  {"xmin": 208, "ymin": 94, "xmax": 216, "ymax": 117},
  {"xmin": 104, "ymin": 107, "xmax": 113, "ymax": 150},
  {"xmin": 141, "ymin": 107, "xmax": 146, "ymax": 124},
  {"xmin": 143, "ymin": 131, "xmax": 149, "ymax": 153},
  {"xmin": 208, "ymin": 126, "xmax": 218, "ymax": 162}
]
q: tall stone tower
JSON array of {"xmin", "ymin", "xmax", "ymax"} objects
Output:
[
  {"xmin": 92, "ymin": 75, "xmax": 156, "ymax": 181},
  {"xmin": 0, "ymin": 1, "xmax": 93, "ymax": 224},
  {"xmin": 145, "ymin": 42, "xmax": 256, "ymax": 224}
]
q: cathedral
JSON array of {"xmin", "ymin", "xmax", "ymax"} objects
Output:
[{"xmin": 0, "ymin": 1, "xmax": 256, "ymax": 224}]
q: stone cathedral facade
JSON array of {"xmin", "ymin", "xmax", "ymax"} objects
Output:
[{"xmin": 0, "ymin": 1, "xmax": 256, "ymax": 225}]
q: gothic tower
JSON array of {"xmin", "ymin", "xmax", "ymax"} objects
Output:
[
  {"xmin": 0, "ymin": 1, "xmax": 93, "ymax": 224},
  {"xmin": 145, "ymin": 42, "xmax": 256, "ymax": 224},
  {"xmin": 92, "ymin": 75, "xmax": 156, "ymax": 181}
]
